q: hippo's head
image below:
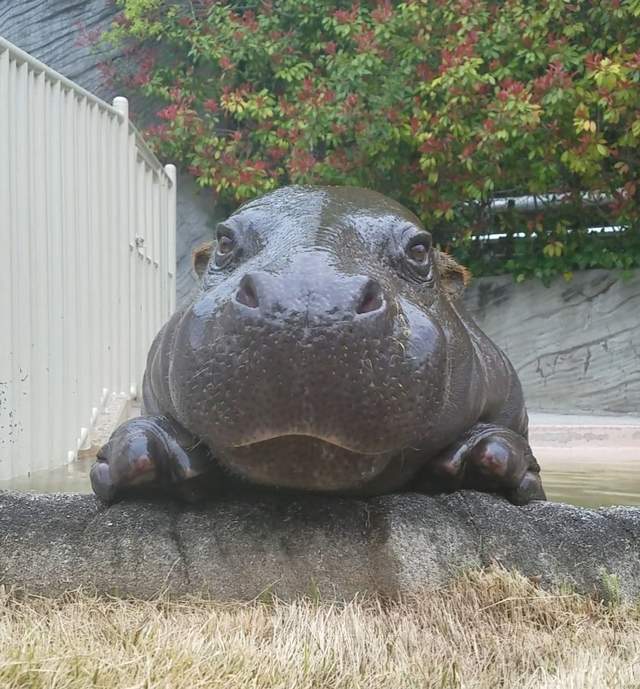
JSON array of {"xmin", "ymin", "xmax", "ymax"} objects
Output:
[{"xmin": 168, "ymin": 186, "xmax": 475, "ymax": 493}]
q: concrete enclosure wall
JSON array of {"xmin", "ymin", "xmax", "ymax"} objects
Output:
[
  {"xmin": 0, "ymin": 37, "xmax": 176, "ymax": 480},
  {"xmin": 465, "ymin": 269, "xmax": 640, "ymax": 415}
]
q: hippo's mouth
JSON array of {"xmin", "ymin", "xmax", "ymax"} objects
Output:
[
  {"xmin": 215, "ymin": 433, "xmax": 400, "ymax": 492},
  {"xmin": 230, "ymin": 431, "xmax": 392, "ymax": 454}
]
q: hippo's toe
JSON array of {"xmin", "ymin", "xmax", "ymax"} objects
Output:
[
  {"xmin": 89, "ymin": 416, "xmax": 218, "ymax": 504},
  {"xmin": 415, "ymin": 423, "xmax": 546, "ymax": 505}
]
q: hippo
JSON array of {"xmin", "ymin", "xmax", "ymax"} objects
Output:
[{"xmin": 91, "ymin": 186, "xmax": 545, "ymax": 505}]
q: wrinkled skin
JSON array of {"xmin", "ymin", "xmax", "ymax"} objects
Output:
[{"xmin": 91, "ymin": 186, "xmax": 545, "ymax": 505}]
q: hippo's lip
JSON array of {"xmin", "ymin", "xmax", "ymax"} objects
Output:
[
  {"xmin": 217, "ymin": 432, "xmax": 400, "ymax": 492},
  {"xmin": 229, "ymin": 431, "xmax": 392, "ymax": 455}
]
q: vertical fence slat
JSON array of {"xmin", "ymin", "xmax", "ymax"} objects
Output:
[
  {"xmin": 135, "ymin": 159, "xmax": 145, "ymax": 390},
  {"xmin": 128, "ymin": 133, "xmax": 139, "ymax": 398},
  {"xmin": 98, "ymin": 108, "xmax": 111, "ymax": 410},
  {"xmin": 76, "ymin": 99, "xmax": 91, "ymax": 451},
  {"xmin": 30, "ymin": 69, "xmax": 50, "ymax": 472},
  {"xmin": 152, "ymin": 175, "xmax": 160, "ymax": 342},
  {"xmin": 10, "ymin": 60, "xmax": 33, "ymax": 477},
  {"xmin": 61, "ymin": 87, "xmax": 79, "ymax": 463},
  {"xmin": 113, "ymin": 98, "xmax": 130, "ymax": 395},
  {"xmin": 157, "ymin": 179, "xmax": 167, "ymax": 334},
  {"xmin": 0, "ymin": 38, "xmax": 176, "ymax": 480},
  {"xmin": 88, "ymin": 102, "xmax": 100, "ymax": 437},
  {"xmin": 107, "ymin": 113, "xmax": 118, "ymax": 394},
  {"xmin": 47, "ymin": 78, "xmax": 64, "ymax": 467},
  {"xmin": 0, "ymin": 47, "xmax": 14, "ymax": 481},
  {"xmin": 165, "ymin": 165, "xmax": 177, "ymax": 315},
  {"xmin": 144, "ymin": 165, "xmax": 153, "ymax": 381}
]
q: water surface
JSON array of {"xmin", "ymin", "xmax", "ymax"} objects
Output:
[{"xmin": 2, "ymin": 449, "xmax": 639, "ymax": 508}]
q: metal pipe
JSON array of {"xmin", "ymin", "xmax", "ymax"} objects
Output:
[{"xmin": 481, "ymin": 191, "xmax": 612, "ymax": 214}]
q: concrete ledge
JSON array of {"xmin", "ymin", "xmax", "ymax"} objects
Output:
[
  {"xmin": 529, "ymin": 412, "xmax": 640, "ymax": 448},
  {"xmin": 1, "ymin": 491, "xmax": 639, "ymax": 601}
]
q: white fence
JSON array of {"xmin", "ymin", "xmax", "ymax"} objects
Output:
[{"xmin": 0, "ymin": 36, "xmax": 176, "ymax": 481}]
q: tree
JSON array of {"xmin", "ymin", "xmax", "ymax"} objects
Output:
[{"xmin": 101, "ymin": 0, "xmax": 640, "ymax": 281}]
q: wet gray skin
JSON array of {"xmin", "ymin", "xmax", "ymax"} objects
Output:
[{"xmin": 91, "ymin": 186, "xmax": 545, "ymax": 505}]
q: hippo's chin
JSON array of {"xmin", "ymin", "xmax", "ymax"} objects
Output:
[{"xmin": 215, "ymin": 434, "xmax": 397, "ymax": 492}]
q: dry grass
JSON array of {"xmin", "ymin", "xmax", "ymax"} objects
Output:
[{"xmin": 1, "ymin": 568, "xmax": 639, "ymax": 689}]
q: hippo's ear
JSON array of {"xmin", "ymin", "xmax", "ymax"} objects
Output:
[
  {"xmin": 193, "ymin": 242, "xmax": 214, "ymax": 279},
  {"xmin": 435, "ymin": 250, "xmax": 471, "ymax": 301}
]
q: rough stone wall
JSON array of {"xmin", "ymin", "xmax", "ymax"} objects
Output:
[
  {"xmin": 0, "ymin": 0, "xmax": 119, "ymax": 99},
  {"xmin": 0, "ymin": 0, "xmax": 219, "ymax": 306},
  {"xmin": 465, "ymin": 269, "xmax": 640, "ymax": 415}
]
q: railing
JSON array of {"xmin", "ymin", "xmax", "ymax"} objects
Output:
[{"xmin": 0, "ymin": 36, "xmax": 176, "ymax": 481}]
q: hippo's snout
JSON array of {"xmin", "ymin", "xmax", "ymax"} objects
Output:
[
  {"xmin": 232, "ymin": 269, "xmax": 388, "ymax": 324},
  {"xmin": 161, "ymin": 185, "xmax": 488, "ymax": 493}
]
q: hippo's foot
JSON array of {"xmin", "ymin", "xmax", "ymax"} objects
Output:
[
  {"xmin": 416, "ymin": 423, "xmax": 546, "ymax": 505},
  {"xmin": 90, "ymin": 416, "xmax": 219, "ymax": 504}
]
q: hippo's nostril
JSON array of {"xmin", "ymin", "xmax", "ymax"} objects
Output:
[
  {"xmin": 356, "ymin": 280, "xmax": 384, "ymax": 315},
  {"xmin": 236, "ymin": 275, "xmax": 260, "ymax": 309}
]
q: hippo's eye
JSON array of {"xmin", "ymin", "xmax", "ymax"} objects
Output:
[
  {"xmin": 406, "ymin": 240, "xmax": 431, "ymax": 264},
  {"xmin": 214, "ymin": 233, "xmax": 237, "ymax": 267},
  {"xmin": 216, "ymin": 235, "xmax": 235, "ymax": 256}
]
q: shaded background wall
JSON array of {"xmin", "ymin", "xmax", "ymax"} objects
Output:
[
  {"xmin": 466, "ymin": 271, "xmax": 639, "ymax": 415},
  {"xmin": 1, "ymin": 0, "xmax": 638, "ymax": 415}
]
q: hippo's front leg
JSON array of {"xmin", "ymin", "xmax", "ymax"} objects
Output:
[
  {"xmin": 90, "ymin": 416, "xmax": 220, "ymax": 504},
  {"xmin": 416, "ymin": 424, "xmax": 546, "ymax": 505}
]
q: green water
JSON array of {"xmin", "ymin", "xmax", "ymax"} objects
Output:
[{"xmin": 540, "ymin": 455, "xmax": 640, "ymax": 507}]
